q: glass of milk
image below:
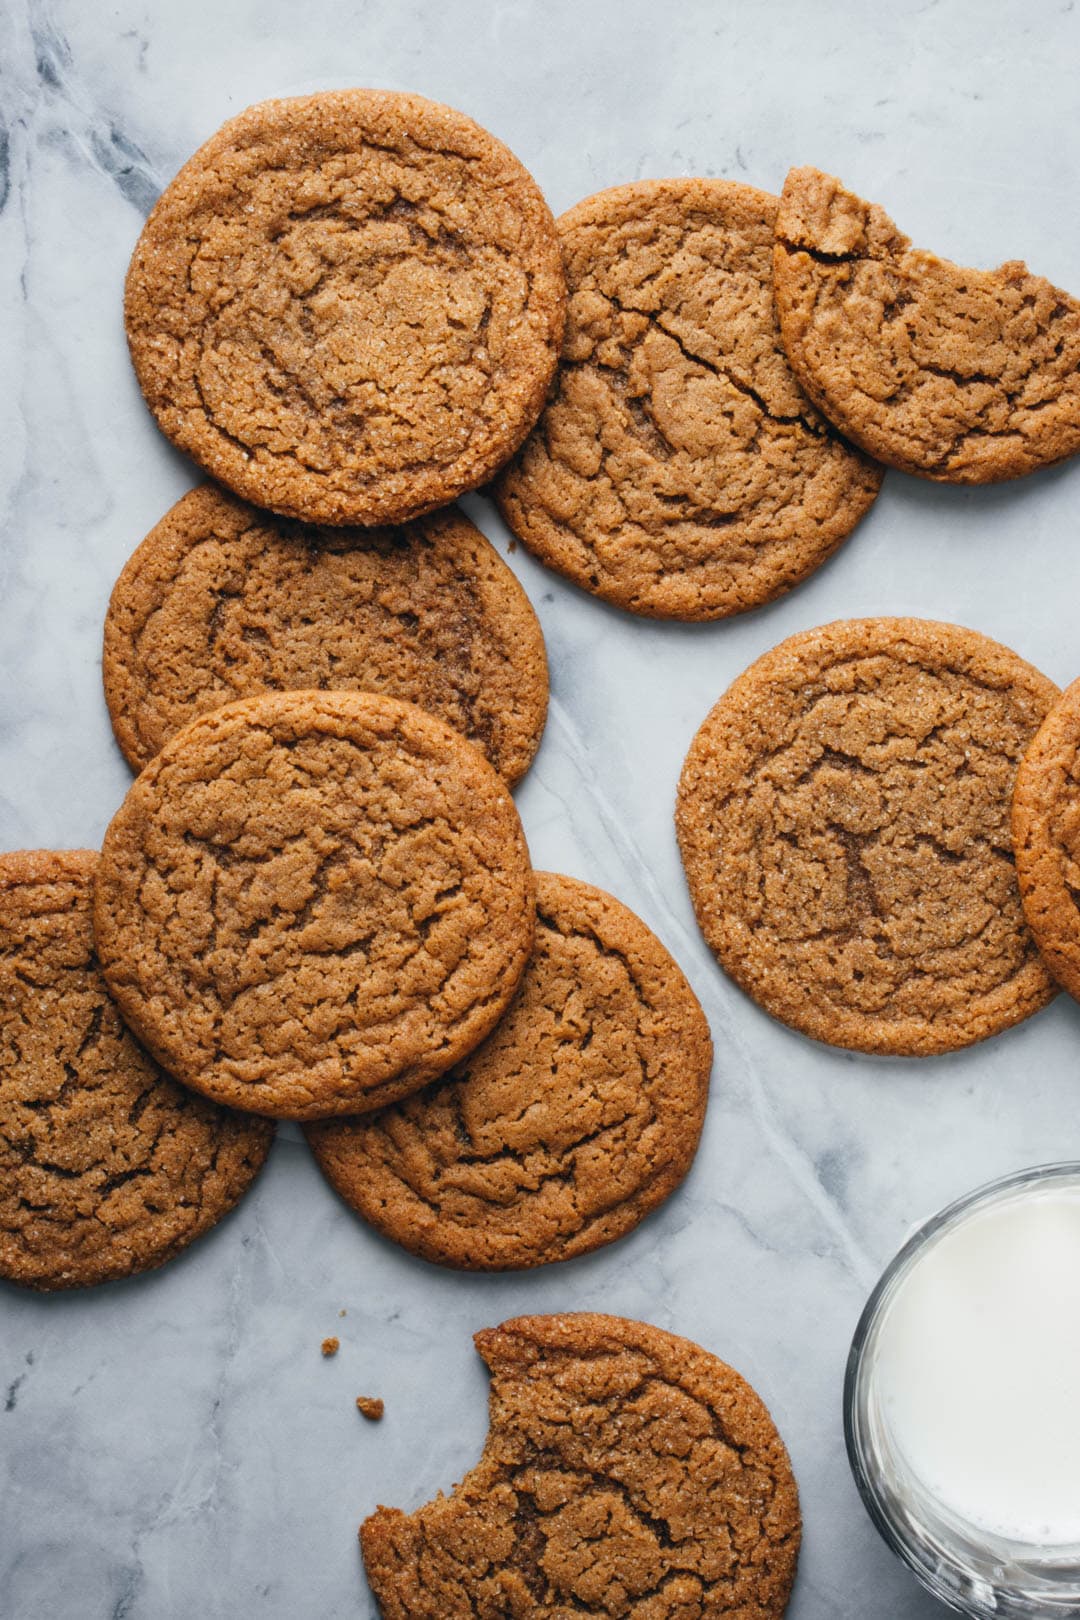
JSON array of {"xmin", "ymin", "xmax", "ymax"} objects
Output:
[{"xmin": 845, "ymin": 1163, "xmax": 1080, "ymax": 1617}]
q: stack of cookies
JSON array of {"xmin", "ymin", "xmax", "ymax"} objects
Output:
[
  {"xmin": 3, "ymin": 90, "xmax": 718, "ymax": 1300},
  {"xmin": 88, "ymin": 679, "xmax": 713, "ymax": 1269}
]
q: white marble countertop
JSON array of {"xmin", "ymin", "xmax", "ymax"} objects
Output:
[{"xmin": 3, "ymin": 1, "xmax": 1080, "ymax": 1614}]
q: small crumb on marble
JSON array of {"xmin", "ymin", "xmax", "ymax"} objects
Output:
[
  {"xmin": 356, "ymin": 1396, "xmax": 384, "ymax": 1421},
  {"xmin": 321, "ymin": 1337, "xmax": 340, "ymax": 1357}
]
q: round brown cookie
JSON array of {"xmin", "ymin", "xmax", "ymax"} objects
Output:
[
  {"xmin": 676, "ymin": 618, "xmax": 1058, "ymax": 1056},
  {"xmin": 361, "ymin": 1312, "xmax": 800, "ymax": 1618},
  {"xmin": 0, "ymin": 850, "xmax": 273, "ymax": 1291},
  {"xmin": 305, "ymin": 872, "xmax": 712, "ymax": 1270},
  {"xmin": 93, "ymin": 690, "xmax": 535, "ymax": 1121},
  {"xmin": 125, "ymin": 90, "xmax": 566, "ymax": 526},
  {"xmin": 103, "ymin": 484, "xmax": 548, "ymax": 784},
  {"xmin": 773, "ymin": 166, "xmax": 1080, "ymax": 483},
  {"xmin": 1012, "ymin": 675, "xmax": 1080, "ymax": 1000},
  {"xmin": 494, "ymin": 179, "xmax": 882, "ymax": 621}
]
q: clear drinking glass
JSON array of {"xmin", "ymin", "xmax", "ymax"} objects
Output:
[{"xmin": 844, "ymin": 1163, "xmax": 1080, "ymax": 1618}]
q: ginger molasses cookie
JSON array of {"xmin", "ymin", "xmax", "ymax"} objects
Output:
[
  {"xmin": 1013, "ymin": 675, "xmax": 1080, "ymax": 1000},
  {"xmin": 361, "ymin": 1312, "xmax": 800, "ymax": 1618},
  {"xmin": 773, "ymin": 167, "xmax": 1080, "ymax": 482},
  {"xmin": 93, "ymin": 691, "xmax": 535, "ymax": 1121},
  {"xmin": 103, "ymin": 485, "xmax": 548, "ymax": 784},
  {"xmin": 0, "ymin": 850, "xmax": 272, "ymax": 1291},
  {"xmin": 494, "ymin": 179, "xmax": 882, "ymax": 620},
  {"xmin": 305, "ymin": 873, "xmax": 712, "ymax": 1270},
  {"xmin": 125, "ymin": 90, "xmax": 566, "ymax": 526},
  {"xmin": 676, "ymin": 619, "xmax": 1058, "ymax": 1056}
]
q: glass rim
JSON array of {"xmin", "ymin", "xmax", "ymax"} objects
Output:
[{"xmin": 844, "ymin": 1161, "xmax": 1080, "ymax": 1599}]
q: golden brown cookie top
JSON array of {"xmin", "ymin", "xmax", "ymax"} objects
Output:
[
  {"xmin": 0, "ymin": 849, "xmax": 273, "ymax": 1291},
  {"xmin": 495, "ymin": 178, "xmax": 882, "ymax": 620},
  {"xmin": 93, "ymin": 690, "xmax": 535, "ymax": 1120},
  {"xmin": 1013, "ymin": 676, "xmax": 1080, "ymax": 1000},
  {"xmin": 305, "ymin": 872, "xmax": 712, "ymax": 1270},
  {"xmin": 103, "ymin": 485, "xmax": 548, "ymax": 784},
  {"xmin": 125, "ymin": 90, "xmax": 566, "ymax": 525},
  {"xmin": 676, "ymin": 618, "xmax": 1058, "ymax": 1055},
  {"xmin": 773, "ymin": 166, "xmax": 1080, "ymax": 482},
  {"xmin": 361, "ymin": 1311, "xmax": 800, "ymax": 1619}
]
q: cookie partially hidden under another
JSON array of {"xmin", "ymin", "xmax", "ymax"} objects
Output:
[
  {"xmin": 361, "ymin": 1313, "xmax": 800, "ymax": 1618},
  {"xmin": 125, "ymin": 90, "xmax": 566, "ymax": 526},
  {"xmin": 496, "ymin": 179, "xmax": 882, "ymax": 620},
  {"xmin": 773, "ymin": 166, "xmax": 1080, "ymax": 482},
  {"xmin": 677, "ymin": 618, "xmax": 1058, "ymax": 1055},
  {"xmin": 1013, "ymin": 675, "xmax": 1080, "ymax": 1002},
  {"xmin": 305, "ymin": 873, "xmax": 711, "ymax": 1270},
  {"xmin": 0, "ymin": 850, "xmax": 272, "ymax": 1291},
  {"xmin": 93, "ymin": 690, "xmax": 535, "ymax": 1121},
  {"xmin": 104, "ymin": 486, "xmax": 548, "ymax": 785}
]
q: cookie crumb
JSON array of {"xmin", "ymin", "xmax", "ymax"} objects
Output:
[
  {"xmin": 321, "ymin": 1337, "xmax": 340, "ymax": 1357},
  {"xmin": 339, "ymin": 1308, "xmax": 347, "ymax": 1318},
  {"xmin": 356, "ymin": 1396, "xmax": 384, "ymax": 1421}
]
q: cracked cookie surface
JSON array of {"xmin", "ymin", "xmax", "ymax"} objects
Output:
[
  {"xmin": 103, "ymin": 484, "xmax": 548, "ymax": 784},
  {"xmin": 494, "ymin": 180, "xmax": 882, "ymax": 620},
  {"xmin": 1012, "ymin": 677, "xmax": 1080, "ymax": 1001},
  {"xmin": 125, "ymin": 90, "xmax": 566, "ymax": 526},
  {"xmin": 305, "ymin": 873, "xmax": 711, "ymax": 1270},
  {"xmin": 93, "ymin": 691, "xmax": 535, "ymax": 1120},
  {"xmin": 676, "ymin": 619, "xmax": 1058, "ymax": 1055},
  {"xmin": 0, "ymin": 850, "xmax": 272, "ymax": 1290},
  {"xmin": 773, "ymin": 166, "xmax": 1080, "ymax": 482},
  {"xmin": 361, "ymin": 1312, "xmax": 799, "ymax": 1619}
]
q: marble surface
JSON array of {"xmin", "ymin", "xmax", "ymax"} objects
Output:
[{"xmin": 2, "ymin": 0, "xmax": 1080, "ymax": 1614}]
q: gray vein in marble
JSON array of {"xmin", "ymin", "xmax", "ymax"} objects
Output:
[{"xmin": 15, "ymin": 5, "xmax": 161, "ymax": 217}]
